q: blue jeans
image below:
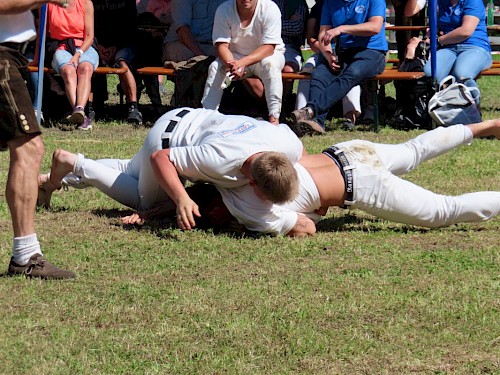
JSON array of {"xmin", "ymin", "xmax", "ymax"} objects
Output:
[
  {"xmin": 423, "ymin": 45, "xmax": 492, "ymax": 89},
  {"xmin": 308, "ymin": 48, "xmax": 386, "ymax": 127}
]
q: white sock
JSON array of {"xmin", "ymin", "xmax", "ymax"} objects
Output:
[{"xmin": 12, "ymin": 234, "xmax": 42, "ymax": 265}]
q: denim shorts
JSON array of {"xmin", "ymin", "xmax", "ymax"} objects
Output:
[
  {"xmin": 284, "ymin": 44, "xmax": 302, "ymax": 70},
  {"xmin": 113, "ymin": 47, "xmax": 136, "ymax": 68},
  {"xmin": 51, "ymin": 45, "xmax": 99, "ymax": 73},
  {"xmin": 0, "ymin": 45, "xmax": 41, "ymax": 146}
]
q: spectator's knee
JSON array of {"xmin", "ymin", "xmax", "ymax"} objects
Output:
[
  {"xmin": 78, "ymin": 63, "xmax": 94, "ymax": 76},
  {"xmin": 282, "ymin": 63, "xmax": 296, "ymax": 73},
  {"xmin": 262, "ymin": 59, "xmax": 283, "ymax": 75},
  {"xmin": 60, "ymin": 65, "xmax": 76, "ymax": 79}
]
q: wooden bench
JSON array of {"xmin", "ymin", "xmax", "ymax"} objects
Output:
[
  {"xmin": 31, "ymin": 63, "xmax": 488, "ymax": 132},
  {"xmin": 136, "ymin": 66, "xmax": 175, "ymax": 76},
  {"xmin": 136, "ymin": 67, "xmax": 425, "ymax": 131},
  {"xmin": 478, "ymin": 67, "xmax": 500, "ymax": 76},
  {"xmin": 27, "ymin": 66, "xmax": 128, "ymax": 75}
]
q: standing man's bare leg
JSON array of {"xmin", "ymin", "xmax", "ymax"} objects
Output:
[{"xmin": 7, "ymin": 136, "xmax": 75, "ymax": 279}]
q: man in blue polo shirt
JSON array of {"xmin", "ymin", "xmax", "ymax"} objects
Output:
[{"xmin": 291, "ymin": 0, "xmax": 388, "ymax": 135}]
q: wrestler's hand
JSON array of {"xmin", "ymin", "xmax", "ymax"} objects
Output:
[
  {"xmin": 121, "ymin": 212, "xmax": 145, "ymax": 225},
  {"xmin": 175, "ymin": 197, "xmax": 201, "ymax": 230}
]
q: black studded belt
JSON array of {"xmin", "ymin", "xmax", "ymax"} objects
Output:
[{"xmin": 322, "ymin": 145, "xmax": 355, "ymax": 208}]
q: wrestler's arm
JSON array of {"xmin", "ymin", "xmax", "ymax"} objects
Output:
[
  {"xmin": 286, "ymin": 214, "xmax": 317, "ymax": 237},
  {"xmin": 150, "ymin": 148, "xmax": 201, "ymax": 230}
]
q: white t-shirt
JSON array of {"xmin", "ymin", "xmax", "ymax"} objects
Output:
[
  {"xmin": 168, "ymin": 108, "xmax": 303, "ymax": 189},
  {"xmin": 281, "ymin": 163, "xmax": 322, "ymax": 219},
  {"xmin": 0, "ymin": 12, "xmax": 36, "ymax": 44},
  {"xmin": 416, "ymin": 0, "xmax": 427, "ymax": 10},
  {"xmin": 218, "ymin": 163, "xmax": 322, "ymax": 235},
  {"xmin": 212, "ymin": 0, "xmax": 285, "ymax": 56}
]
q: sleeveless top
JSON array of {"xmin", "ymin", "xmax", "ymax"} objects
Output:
[{"xmin": 48, "ymin": 0, "xmax": 86, "ymax": 47}]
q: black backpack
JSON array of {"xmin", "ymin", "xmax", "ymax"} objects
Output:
[{"xmin": 390, "ymin": 43, "xmax": 436, "ymax": 130}]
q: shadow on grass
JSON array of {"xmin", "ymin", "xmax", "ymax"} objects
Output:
[
  {"xmin": 91, "ymin": 208, "xmax": 258, "ymax": 239},
  {"xmin": 92, "ymin": 208, "xmax": 436, "ymax": 239},
  {"xmin": 316, "ymin": 213, "xmax": 432, "ymax": 234}
]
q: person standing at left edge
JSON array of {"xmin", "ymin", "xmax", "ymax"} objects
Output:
[{"xmin": 0, "ymin": 0, "xmax": 76, "ymax": 279}]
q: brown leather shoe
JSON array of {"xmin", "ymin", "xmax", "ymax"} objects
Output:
[
  {"xmin": 288, "ymin": 119, "xmax": 326, "ymax": 137},
  {"xmin": 290, "ymin": 107, "xmax": 314, "ymax": 123},
  {"xmin": 8, "ymin": 254, "xmax": 76, "ymax": 280}
]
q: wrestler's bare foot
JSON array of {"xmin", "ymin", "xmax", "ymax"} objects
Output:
[
  {"xmin": 37, "ymin": 173, "xmax": 57, "ymax": 209},
  {"xmin": 49, "ymin": 149, "xmax": 77, "ymax": 190},
  {"xmin": 468, "ymin": 119, "xmax": 500, "ymax": 139},
  {"xmin": 489, "ymin": 119, "xmax": 500, "ymax": 140}
]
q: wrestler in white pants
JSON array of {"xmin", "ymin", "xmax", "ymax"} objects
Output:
[
  {"xmin": 201, "ymin": 51, "xmax": 285, "ymax": 119},
  {"xmin": 334, "ymin": 124, "xmax": 500, "ymax": 227},
  {"xmin": 63, "ymin": 111, "xmax": 184, "ymax": 210}
]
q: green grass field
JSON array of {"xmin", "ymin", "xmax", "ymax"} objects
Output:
[{"xmin": 0, "ymin": 75, "xmax": 498, "ymax": 374}]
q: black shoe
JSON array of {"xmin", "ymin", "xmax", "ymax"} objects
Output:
[
  {"xmin": 8, "ymin": 254, "xmax": 76, "ymax": 280},
  {"xmin": 88, "ymin": 108, "xmax": 96, "ymax": 121},
  {"xmin": 127, "ymin": 107, "xmax": 143, "ymax": 125}
]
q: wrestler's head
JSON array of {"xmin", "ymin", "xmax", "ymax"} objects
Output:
[{"xmin": 250, "ymin": 152, "xmax": 299, "ymax": 204}]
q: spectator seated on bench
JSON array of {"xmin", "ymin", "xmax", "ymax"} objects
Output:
[
  {"xmin": 46, "ymin": 0, "xmax": 98, "ymax": 130},
  {"xmin": 93, "ymin": 0, "xmax": 143, "ymax": 125},
  {"xmin": 405, "ymin": 0, "xmax": 492, "ymax": 107},
  {"xmin": 272, "ymin": 0, "xmax": 309, "ymax": 115},
  {"xmin": 201, "ymin": 0, "xmax": 285, "ymax": 124},
  {"xmin": 135, "ymin": 1, "xmax": 173, "ymax": 114},
  {"xmin": 162, "ymin": 0, "xmax": 225, "ymax": 63},
  {"xmin": 295, "ymin": 0, "xmax": 362, "ymax": 130},
  {"xmin": 290, "ymin": 0, "xmax": 388, "ymax": 135}
]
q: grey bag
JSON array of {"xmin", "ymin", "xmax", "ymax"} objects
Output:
[{"xmin": 428, "ymin": 75, "xmax": 482, "ymax": 126}]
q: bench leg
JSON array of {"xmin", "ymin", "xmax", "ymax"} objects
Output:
[{"xmin": 371, "ymin": 80, "xmax": 380, "ymax": 133}]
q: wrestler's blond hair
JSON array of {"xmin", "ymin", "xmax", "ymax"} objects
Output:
[{"xmin": 251, "ymin": 152, "xmax": 299, "ymax": 204}]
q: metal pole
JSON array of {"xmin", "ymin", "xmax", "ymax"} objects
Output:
[
  {"xmin": 428, "ymin": 0, "xmax": 437, "ymax": 85},
  {"xmin": 36, "ymin": 5, "xmax": 47, "ymax": 125}
]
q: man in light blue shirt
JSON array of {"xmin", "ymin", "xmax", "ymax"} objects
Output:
[{"xmin": 162, "ymin": 0, "xmax": 227, "ymax": 62}]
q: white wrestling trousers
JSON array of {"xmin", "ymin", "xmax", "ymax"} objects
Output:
[
  {"xmin": 335, "ymin": 125, "xmax": 500, "ymax": 227},
  {"xmin": 63, "ymin": 113, "xmax": 182, "ymax": 210},
  {"xmin": 201, "ymin": 51, "xmax": 285, "ymax": 119}
]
